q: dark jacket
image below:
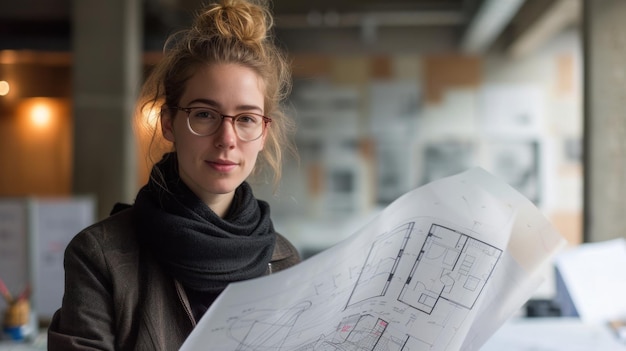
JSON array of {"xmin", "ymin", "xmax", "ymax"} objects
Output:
[{"xmin": 47, "ymin": 208, "xmax": 300, "ymax": 350}]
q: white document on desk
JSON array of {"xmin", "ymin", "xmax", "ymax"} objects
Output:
[
  {"xmin": 555, "ymin": 238, "xmax": 626, "ymax": 324},
  {"xmin": 180, "ymin": 168, "xmax": 565, "ymax": 351}
]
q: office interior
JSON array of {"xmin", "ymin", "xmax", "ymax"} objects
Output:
[{"xmin": 0, "ymin": 0, "xmax": 625, "ymax": 347}]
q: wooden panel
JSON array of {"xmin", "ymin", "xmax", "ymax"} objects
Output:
[
  {"xmin": 555, "ymin": 54, "xmax": 575, "ymax": 96},
  {"xmin": 550, "ymin": 211, "xmax": 583, "ymax": 246},
  {"xmin": 0, "ymin": 98, "xmax": 72, "ymax": 196},
  {"xmin": 369, "ymin": 56, "xmax": 393, "ymax": 80},
  {"xmin": 392, "ymin": 55, "xmax": 421, "ymax": 80},
  {"xmin": 423, "ymin": 55, "xmax": 481, "ymax": 104},
  {"xmin": 291, "ymin": 54, "xmax": 332, "ymax": 78},
  {"xmin": 330, "ymin": 56, "xmax": 369, "ymax": 85}
]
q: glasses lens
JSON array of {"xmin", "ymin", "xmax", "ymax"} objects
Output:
[
  {"xmin": 187, "ymin": 108, "xmax": 221, "ymax": 136},
  {"xmin": 186, "ymin": 108, "xmax": 265, "ymax": 141},
  {"xmin": 234, "ymin": 114, "xmax": 264, "ymax": 141}
]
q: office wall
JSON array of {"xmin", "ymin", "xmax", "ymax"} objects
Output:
[
  {"xmin": 0, "ymin": 60, "xmax": 73, "ymax": 196},
  {"xmin": 0, "ymin": 25, "xmax": 583, "ymax": 252},
  {"xmin": 256, "ymin": 26, "xmax": 583, "ymax": 255}
]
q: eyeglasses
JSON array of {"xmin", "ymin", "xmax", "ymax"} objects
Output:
[{"xmin": 170, "ymin": 106, "xmax": 271, "ymax": 142}]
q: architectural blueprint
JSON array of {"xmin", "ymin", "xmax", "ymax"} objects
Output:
[{"xmin": 181, "ymin": 168, "xmax": 565, "ymax": 351}]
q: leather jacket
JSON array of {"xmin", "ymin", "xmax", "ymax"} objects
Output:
[{"xmin": 47, "ymin": 207, "xmax": 300, "ymax": 350}]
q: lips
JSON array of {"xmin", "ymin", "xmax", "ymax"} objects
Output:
[{"xmin": 207, "ymin": 159, "xmax": 237, "ymax": 172}]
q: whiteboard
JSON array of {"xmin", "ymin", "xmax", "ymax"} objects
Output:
[{"xmin": 29, "ymin": 197, "xmax": 96, "ymax": 320}]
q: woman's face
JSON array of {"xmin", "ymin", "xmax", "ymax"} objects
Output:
[{"xmin": 161, "ymin": 63, "xmax": 267, "ymax": 210}]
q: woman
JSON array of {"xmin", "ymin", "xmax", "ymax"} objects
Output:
[{"xmin": 47, "ymin": 0, "xmax": 300, "ymax": 349}]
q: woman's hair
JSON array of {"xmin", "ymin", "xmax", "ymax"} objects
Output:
[{"xmin": 135, "ymin": 0, "xmax": 295, "ymax": 186}]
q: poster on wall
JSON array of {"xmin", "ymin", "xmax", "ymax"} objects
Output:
[
  {"xmin": 322, "ymin": 142, "xmax": 370, "ymax": 217},
  {"xmin": 292, "ymin": 80, "xmax": 361, "ymax": 141},
  {"xmin": 484, "ymin": 140, "xmax": 541, "ymax": 205},
  {"xmin": 368, "ymin": 81, "xmax": 421, "ymax": 205},
  {"xmin": 368, "ymin": 80, "xmax": 421, "ymax": 138},
  {"xmin": 30, "ymin": 197, "xmax": 96, "ymax": 320},
  {"xmin": 479, "ymin": 83, "xmax": 544, "ymax": 136},
  {"xmin": 376, "ymin": 142, "xmax": 415, "ymax": 205},
  {"xmin": 418, "ymin": 140, "xmax": 477, "ymax": 186}
]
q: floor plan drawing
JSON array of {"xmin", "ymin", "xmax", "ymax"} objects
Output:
[
  {"xmin": 346, "ymin": 221, "xmax": 501, "ymax": 316},
  {"xmin": 180, "ymin": 168, "xmax": 566, "ymax": 351},
  {"xmin": 399, "ymin": 224, "xmax": 502, "ymax": 314},
  {"xmin": 347, "ymin": 222, "xmax": 414, "ymax": 308},
  {"xmin": 293, "ymin": 314, "xmax": 390, "ymax": 350},
  {"xmin": 219, "ymin": 219, "xmax": 503, "ymax": 351}
]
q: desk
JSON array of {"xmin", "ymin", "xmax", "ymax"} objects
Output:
[
  {"xmin": 482, "ymin": 317, "xmax": 626, "ymax": 350},
  {"xmin": 0, "ymin": 332, "xmax": 45, "ymax": 351}
]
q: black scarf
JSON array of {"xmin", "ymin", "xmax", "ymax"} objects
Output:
[{"xmin": 133, "ymin": 153, "xmax": 276, "ymax": 293}]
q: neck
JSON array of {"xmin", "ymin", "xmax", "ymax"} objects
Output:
[{"xmin": 204, "ymin": 193, "xmax": 234, "ymax": 218}]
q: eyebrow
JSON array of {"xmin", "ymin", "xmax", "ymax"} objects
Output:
[{"xmin": 185, "ymin": 98, "xmax": 263, "ymax": 114}]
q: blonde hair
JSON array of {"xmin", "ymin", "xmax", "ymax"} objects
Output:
[{"xmin": 136, "ymin": 0, "xmax": 295, "ymax": 186}]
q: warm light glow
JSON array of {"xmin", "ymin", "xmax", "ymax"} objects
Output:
[
  {"xmin": 0, "ymin": 81, "xmax": 9, "ymax": 96},
  {"xmin": 143, "ymin": 106, "xmax": 160, "ymax": 128},
  {"xmin": 30, "ymin": 103, "xmax": 52, "ymax": 128},
  {"xmin": 16, "ymin": 98, "xmax": 65, "ymax": 139}
]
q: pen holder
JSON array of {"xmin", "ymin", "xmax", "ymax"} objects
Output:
[{"xmin": 2, "ymin": 299, "xmax": 30, "ymax": 341}]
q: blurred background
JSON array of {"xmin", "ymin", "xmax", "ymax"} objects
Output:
[{"xmin": 0, "ymin": 0, "xmax": 625, "ymax": 329}]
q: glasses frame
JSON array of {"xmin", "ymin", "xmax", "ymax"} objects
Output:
[{"xmin": 169, "ymin": 106, "xmax": 272, "ymax": 141}]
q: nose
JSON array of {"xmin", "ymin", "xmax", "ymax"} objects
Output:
[{"xmin": 214, "ymin": 116, "xmax": 237, "ymax": 149}]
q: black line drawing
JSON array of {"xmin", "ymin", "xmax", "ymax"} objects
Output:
[
  {"xmin": 293, "ymin": 314, "xmax": 389, "ymax": 350},
  {"xmin": 399, "ymin": 224, "xmax": 502, "ymax": 314},
  {"xmin": 229, "ymin": 301, "xmax": 312, "ymax": 350},
  {"xmin": 220, "ymin": 220, "xmax": 503, "ymax": 351},
  {"xmin": 347, "ymin": 222, "xmax": 414, "ymax": 308}
]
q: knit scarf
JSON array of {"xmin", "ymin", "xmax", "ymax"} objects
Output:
[{"xmin": 133, "ymin": 153, "xmax": 276, "ymax": 293}]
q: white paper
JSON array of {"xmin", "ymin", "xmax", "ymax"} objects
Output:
[
  {"xmin": 479, "ymin": 83, "xmax": 544, "ymax": 136},
  {"xmin": 555, "ymin": 238, "xmax": 626, "ymax": 324},
  {"xmin": 30, "ymin": 197, "xmax": 95, "ymax": 319},
  {"xmin": 181, "ymin": 168, "xmax": 565, "ymax": 351}
]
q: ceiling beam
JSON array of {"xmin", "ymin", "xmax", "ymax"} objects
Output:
[
  {"xmin": 460, "ymin": 0, "xmax": 526, "ymax": 54},
  {"xmin": 507, "ymin": 0, "xmax": 580, "ymax": 58},
  {"xmin": 275, "ymin": 10, "xmax": 465, "ymax": 29}
]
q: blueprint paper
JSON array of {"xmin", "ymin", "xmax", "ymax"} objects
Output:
[{"xmin": 180, "ymin": 168, "xmax": 565, "ymax": 351}]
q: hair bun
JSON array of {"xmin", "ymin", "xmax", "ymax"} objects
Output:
[{"xmin": 194, "ymin": 0, "xmax": 272, "ymax": 46}]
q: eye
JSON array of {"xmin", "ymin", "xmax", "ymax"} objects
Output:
[
  {"xmin": 192, "ymin": 108, "xmax": 219, "ymax": 120},
  {"xmin": 236, "ymin": 113, "xmax": 261, "ymax": 124}
]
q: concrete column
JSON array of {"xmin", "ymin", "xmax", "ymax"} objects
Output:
[
  {"xmin": 72, "ymin": 0, "xmax": 141, "ymax": 219},
  {"xmin": 583, "ymin": 0, "xmax": 626, "ymax": 242}
]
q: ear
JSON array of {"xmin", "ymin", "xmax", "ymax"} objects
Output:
[{"xmin": 161, "ymin": 109, "xmax": 176, "ymax": 142}]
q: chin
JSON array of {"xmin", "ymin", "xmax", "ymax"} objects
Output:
[{"xmin": 205, "ymin": 180, "xmax": 241, "ymax": 195}]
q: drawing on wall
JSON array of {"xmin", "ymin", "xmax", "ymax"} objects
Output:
[
  {"xmin": 419, "ymin": 140, "xmax": 476, "ymax": 186},
  {"xmin": 479, "ymin": 83, "xmax": 543, "ymax": 135},
  {"xmin": 376, "ymin": 142, "xmax": 414, "ymax": 205},
  {"xmin": 368, "ymin": 81, "xmax": 421, "ymax": 206},
  {"xmin": 292, "ymin": 80, "xmax": 361, "ymax": 141},
  {"xmin": 368, "ymin": 80, "xmax": 421, "ymax": 138},
  {"xmin": 486, "ymin": 140, "xmax": 540, "ymax": 205},
  {"xmin": 563, "ymin": 137, "xmax": 581, "ymax": 164}
]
